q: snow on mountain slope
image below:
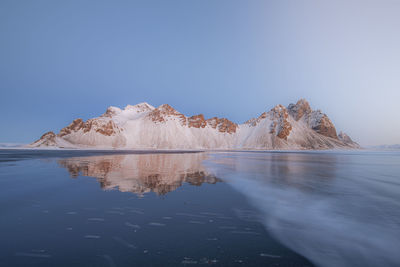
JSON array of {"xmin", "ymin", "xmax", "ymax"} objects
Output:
[{"xmin": 29, "ymin": 99, "xmax": 360, "ymax": 150}]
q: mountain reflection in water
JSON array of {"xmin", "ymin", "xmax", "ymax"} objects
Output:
[{"xmin": 58, "ymin": 153, "xmax": 220, "ymax": 195}]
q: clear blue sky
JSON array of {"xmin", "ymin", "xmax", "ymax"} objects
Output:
[{"xmin": 1, "ymin": 0, "xmax": 399, "ymax": 146}]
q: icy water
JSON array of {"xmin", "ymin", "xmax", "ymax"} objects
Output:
[{"xmin": 0, "ymin": 150, "xmax": 399, "ymax": 267}]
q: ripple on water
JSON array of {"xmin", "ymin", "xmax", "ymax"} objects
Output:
[
  {"xmin": 113, "ymin": 236, "xmax": 136, "ymax": 249},
  {"xmin": 15, "ymin": 252, "xmax": 51, "ymax": 258},
  {"xmin": 148, "ymin": 222, "xmax": 166, "ymax": 227},
  {"xmin": 84, "ymin": 235, "xmax": 101, "ymax": 239}
]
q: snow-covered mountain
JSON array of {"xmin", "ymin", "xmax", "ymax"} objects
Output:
[{"xmin": 30, "ymin": 99, "xmax": 359, "ymax": 150}]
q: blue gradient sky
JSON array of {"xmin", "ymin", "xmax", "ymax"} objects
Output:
[{"xmin": 1, "ymin": 0, "xmax": 399, "ymax": 146}]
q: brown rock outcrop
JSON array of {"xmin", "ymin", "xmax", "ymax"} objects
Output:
[
  {"xmin": 244, "ymin": 112, "xmax": 267, "ymax": 127},
  {"xmin": 288, "ymin": 99, "xmax": 312, "ymax": 121},
  {"xmin": 85, "ymin": 119, "xmax": 120, "ymax": 136},
  {"xmin": 310, "ymin": 113, "xmax": 338, "ymax": 139},
  {"xmin": 59, "ymin": 119, "xmax": 85, "ymax": 137},
  {"xmin": 41, "ymin": 131, "xmax": 57, "ymax": 144},
  {"xmin": 147, "ymin": 104, "xmax": 187, "ymax": 125},
  {"xmin": 30, "ymin": 131, "xmax": 57, "ymax": 147},
  {"xmin": 188, "ymin": 114, "xmax": 207, "ymax": 128},
  {"xmin": 59, "ymin": 118, "xmax": 120, "ymax": 137},
  {"xmin": 288, "ymin": 99, "xmax": 338, "ymax": 139},
  {"xmin": 268, "ymin": 105, "xmax": 292, "ymax": 140},
  {"xmin": 217, "ymin": 118, "xmax": 238, "ymax": 134},
  {"xmin": 206, "ymin": 117, "xmax": 238, "ymax": 134},
  {"xmin": 102, "ymin": 107, "xmax": 119, "ymax": 118}
]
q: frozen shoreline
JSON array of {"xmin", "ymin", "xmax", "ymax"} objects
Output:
[{"xmin": 0, "ymin": 145, "xmax": 363, "ymax": 153}]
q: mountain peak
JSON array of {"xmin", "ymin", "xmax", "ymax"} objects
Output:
[
  {"xmin": 296, "ymin": 98, "xmax": 310, "ymax": 106},
  {"xmin": 103, "ymin": 106, "xmax": 122, "ymax": 117},
  {"xmin": 270, "ymin": 104, "xmax": 287, "ymax": 113},
  {"xmin": 124, "ymin": 102, "xmax": 155, "ymax": 112},
  {"xmin": 29, "ymin": 131, "xmax": 57, "ymax": 147},
  {"xmin": 148, "ymin": 104, "xmax": 186, "ymax": 124},
  {"xmin": 157, "ymin": 104, "xmax": 178, "ymax": 113},
  {"xmin": 288, "ymin": 99, "xmax": 312, "ymax": 121}
]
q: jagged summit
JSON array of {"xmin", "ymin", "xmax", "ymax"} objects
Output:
[
  {"xmin": 157, "ymin": 103, "xmax": 177, "ymax": 112},
  {"xmin": 30, "ymin": 99, "xmax": 359, "ymax": 150},
  {"xmin": 125, "ymin": 102, "xmax": 155, "ymax": 112},
  {"xmin": 288, "ymin": 99, "xmax": 338, "ymax": 139},
  {"xmin": 288, "ymin": 99, "xmax": 312, "ymax": 121}
]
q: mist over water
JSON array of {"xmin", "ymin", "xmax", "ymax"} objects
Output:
[{"xmin": 206, "ymin": 151, "xmax": 400, "ymax": 267}]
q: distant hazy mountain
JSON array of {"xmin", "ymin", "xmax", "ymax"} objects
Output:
[
  {"xmin": 0, "ymin": 143, "xmax": 24, "ymax": 148},
  {"xmin": 30, "ymin": 99, "xmax": 359, "ymax": 150},
  {"xmin": 368, "ymin": 144, "xmax": 400, "ymax": 150}
]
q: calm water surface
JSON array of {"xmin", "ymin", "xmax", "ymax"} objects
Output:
[{"xmin": 0, "ymin": 149, "xmax": 399, "ymax": 267}]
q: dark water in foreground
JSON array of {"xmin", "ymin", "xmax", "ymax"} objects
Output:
[{"xmin": 0, "ymin": 150, "xmax": 399, "ymax": 267}]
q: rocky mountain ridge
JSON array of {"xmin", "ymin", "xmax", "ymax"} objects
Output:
[{"xmin": 30, "ymin": 99, "xmax": 359, "ymax": 150}]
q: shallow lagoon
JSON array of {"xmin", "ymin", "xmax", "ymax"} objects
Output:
[{"xmin": 0, "ymin": 149, "xmax": 399, "ymax": 267}]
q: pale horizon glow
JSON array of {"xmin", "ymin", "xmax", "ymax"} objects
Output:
[{"xmin": 1, "ymin": 0, "xmax": 399, "ymax": 146}]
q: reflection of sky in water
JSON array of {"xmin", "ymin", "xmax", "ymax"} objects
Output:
[{"xmin": 206, "ymin": 151, "xmax": 400, "ymax": 267}]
